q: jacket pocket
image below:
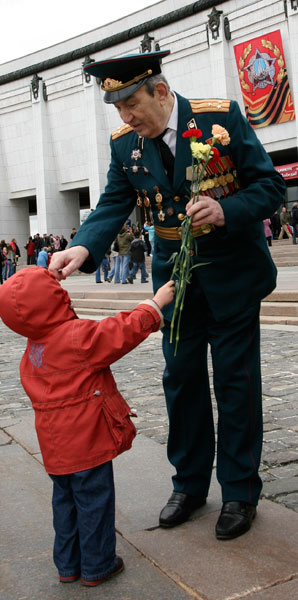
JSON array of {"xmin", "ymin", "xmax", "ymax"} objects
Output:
[{"xmin": 102, "ymin": 391, "xmax": 136, "ymax": 455}]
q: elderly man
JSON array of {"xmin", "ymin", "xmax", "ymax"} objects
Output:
[{"xmin": 50, "ymin": 50, "xmax": 285, "ymax": 540}]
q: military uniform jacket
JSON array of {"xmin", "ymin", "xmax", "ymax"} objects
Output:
[{"xmin": 73, "ymin": 93, "xmax": 286, "ymax": 322}]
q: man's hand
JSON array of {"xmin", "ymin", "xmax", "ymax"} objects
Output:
[
  {"xmin": 186, "ymin": 195, "xmax": 225, "ymax": 228},
  {"xmin": 153, "ymin": 281, "xmax": 175, "ymax": 309},
  {"xmin": 49, "ymin": 246, "xmax": 90, "ymax": 281}
]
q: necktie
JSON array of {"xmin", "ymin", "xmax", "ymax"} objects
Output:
[{"xmin": 154, "ymin": 129, "xmax": 174, "ymax": 183}]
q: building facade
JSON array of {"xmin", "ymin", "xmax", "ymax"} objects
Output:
[{"xmin": 0, "ymin": 0, "xmax": 297, "ymax": 250}]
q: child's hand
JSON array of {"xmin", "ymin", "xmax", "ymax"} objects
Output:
[{"xmin": 153, "ymin": 280, "xmax": 175, "ymax": 309}]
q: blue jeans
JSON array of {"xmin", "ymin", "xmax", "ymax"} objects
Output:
[
  {"xmin": 130, "ymin": 261, "xmax": 148, "ymax": 282},
  {"xmin": 115, "ymin": 254, "xmax": 131, "ymax": 283},
  {"xmin": 49, "ymin": 462, "xmax": 116, "ymax": 581},
  {"xmin": 95, "ymin": 258, "xmax": 110, "ymax": 282}
]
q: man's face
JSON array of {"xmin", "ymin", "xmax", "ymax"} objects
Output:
[{"xmin": 114, "ymin": 85, "xmax": 168, "ymax": 138}]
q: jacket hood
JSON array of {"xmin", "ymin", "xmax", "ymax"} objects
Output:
[{"xmin": 0, "ymin": 267, "xmax": 76, "ymax": 339}]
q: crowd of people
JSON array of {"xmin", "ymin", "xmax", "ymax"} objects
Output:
[
  {"xmin": 264, "ymin": 204, "xmax": 298, "ymax": 245},
  {"xmin": 0, "ymin": 233, "xmax": 70, "ymax": 283},
  {"xmin": 95, "ymin": 220, "xmax": 154, "ymax": 284}
]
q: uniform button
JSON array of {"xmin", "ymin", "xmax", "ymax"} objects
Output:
[
  {"xmin": 177, "ymin": 213, "xmax": 185, "ymax": 221},
  {"xmin": 173, "ymin": 195, "xmax": 180, "ymax": 202}
]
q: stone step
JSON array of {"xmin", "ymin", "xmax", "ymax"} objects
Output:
[
  {"xmin": 71, "ymin": 289, "xmax": 152, "ymax": 300},
  {"xmin": 260, "ymin": 315, "xmax": 298, "ymax": 325},
  {"xmin": 72, "ymin": 298, "xmax": 141, "ymax": 310},
  {"xmin": 260, "ymin": 301, "xmax": 298, "ymax": 317}
]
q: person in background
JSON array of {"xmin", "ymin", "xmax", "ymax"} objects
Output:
[
  {"xmin": 34, "ymin": 234, "xmax": 43, "ymax": 262},
  {"xmin": 144, "ymin": 221, "xmax": 155, "ymax": 255},
  {"xmin": 6, "ymin": 242, "xmax": 16, "ymax": 278},
  {"xmin": 37, "ymin": 247, "xmax": 49, "ymax": 269},
  {"xmin": 130, "ymin": 231, "xmax": 149, "ymax": 283},
  {"xmin": 263, "ymin": 218, "xmax": 272, "ymax": 247},
  {"xmin": 60, "ymin": 235, "xmax": 68, "ymax": 251},
  {"xmin": 1, "ymin": 240, "xmax": 8, "ymax": 282},
  {"xmin": 0, "ymin": 267, "xmax": 174, "ymax": 587},
  {"xmin": 95, "ymin": 251, "xmax": 111, "ymax": 283},
  {"xmin": 70, "ymin": 228, "xmax": 77, "ymax": 240},
  {"xmin": 270, "ymin": 211, "xmax": 281, "ymax": 240},
  {"xmin": 115, "ymin": 225, "xmax": 134, "ymax": 285},
  {"xmin": 278, "ymin": 206, "xmax": 292, "ymax": 239},
  {"xmin": 291, "ymin": 202, "xmax": 298, "ymax": 245},
  {"xmin": 141, "ymin": 223, "xmax": 151, "ymax": 256},
  {"xmin": 53, "ymin": 236, "xmax": 61, "ymax": 252},
  {"xmin": 25, "ymin": 236, "xmax": 36, "ymax": 264}
]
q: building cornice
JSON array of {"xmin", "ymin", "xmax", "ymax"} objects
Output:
[{"xmin": 0, "ymin": 0, "xmax": 229, "ymax": 85}]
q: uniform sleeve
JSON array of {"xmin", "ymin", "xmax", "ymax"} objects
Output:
[
  {"xmin": 71, "ymin": 138, "xmax": 137, "ymax": 270},
  {"xmin": 73, "ymin": 303, "xmax": 162, "ymax": 370},
  {"xmin": 219, "ymin": 101, "xmax": 286, "ymax": 234}
]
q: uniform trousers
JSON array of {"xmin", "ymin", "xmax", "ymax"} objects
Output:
[{"xmin": 162, "ymin": 288, "xmax": 263, "ymax": 506}]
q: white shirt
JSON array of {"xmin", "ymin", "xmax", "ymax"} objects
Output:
[{"xmin": 163, "ymin": 92, "xmax": 178, "ymax": 157}]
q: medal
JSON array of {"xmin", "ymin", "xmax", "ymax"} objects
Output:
[
  {"xmin": 158, "ymin": 209, "xmax": 166, "ymax": 221},
  {"xmin": 166, "ymin": 207, "xmax": 174, "ymax": 216}
]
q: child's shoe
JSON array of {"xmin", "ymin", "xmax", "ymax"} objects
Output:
[
  {"xmin": 81, "ymin": 556, "xmax": 124, "ymax": 587},
  {"xmin": 59, "ymin": 574, "xmax": 80, "ymax": 583}
]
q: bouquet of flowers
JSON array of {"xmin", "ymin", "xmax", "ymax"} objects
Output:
[{"xmin": 170, "ymin": 124, "xmax": 230, "ymax": 355}]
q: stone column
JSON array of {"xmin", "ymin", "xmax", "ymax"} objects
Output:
[
  {"xmin": 32, "ymin": 76, "xmax": 80, "ymax": 236},
  {"xmin": 82, "ymin": 72, "xmax": 110, "ymax": 209}
]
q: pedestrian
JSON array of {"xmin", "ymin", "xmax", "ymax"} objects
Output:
[
  {"xmin": 60, "ymin": 235, "xmax": 68, "ymax": 250},
  {"xmin": 263, "ymin": 218, "xmax": 272, "ymax": 246},
  {"xmin": 291, "ymin": 203, "xmax": 298, "ymax": 245},
  {"xmin": 278, "ymin": 206, "xmax": 292, "ymax": 239},
  {"xmin": 115, "ymin": 225, "xmax": 134, "ymax": 284},
  {"xmin": 141, "ymin": 223, "xmax": 151, "ymax": 256},
  {"xmin": 130, "ymin": 231, "xmax": 149, "ymax": 283},
  {"xmin": 25, "ymin": 236, "xmax": 36, "ymax": 264},
  {"xmin": 95, "ymin": 251, "xmax": 110, "ymax": 283},
  {"xmin": 49, "ymin": 50, "xmax": 286, "ymax": 540},
  {"xmin": 270, "ymin": 211, "xmax": 281, "ymax": 240},
  {"xmin": 53, "ymin": 235, "xmax": 61, "ymax": 252},
  {"xmin": 34, "ymin": 234, "xmax": 43, "ymax": 262},
  {"xmin": 1, "ymin": 240, "xmax": 8, "ymax": 282},
  {"xmin": 0, "ymin": 267, "xmax": 174, "ymax": 586},
  {"xmin": 106, "ymin": 242, "xmax": 119, "ymax": 282},
  {"xmin": 6, "ymin": 242, "xmax": 16, "ymax": 278},
  {"xmin": 144, "ymin": 221, "xmax": 155, "ymax": 254},
  {"xmin": 37, "ymin": 247, "xmax": 49, "ymax": 268},
  {"xmin": 70, "ymin": 228, "xmax": 77, "ymax": 240}
]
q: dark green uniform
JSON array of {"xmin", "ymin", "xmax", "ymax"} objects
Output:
[{"xmin": 72, "ymin": 93, "xmax": 285, "ymax": 505}]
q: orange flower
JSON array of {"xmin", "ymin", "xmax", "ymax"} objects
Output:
[{"xmin": 212, "ymin": 124, "xmax": 230, "ymax": 146}]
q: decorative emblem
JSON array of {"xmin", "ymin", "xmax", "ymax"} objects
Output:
[
  {"xmin": 103, "ymin": 78, "xmax": 122, "ymax": 90},
  {"xmin": 187, "ymin": 118, "xmax": 197, "ymax": 130},
  {"xmin": 244, "ymin": 48, "xmax": 276, "ymax": 92},
  {"xmin": 131, "ymin": 149, "xmax": 142, "ymax": 161},
  {"xmin": 29, "ymin": 343, "xmax": 45, "ymax": 368},
  {"xmin": 158, "ymin": 209, "xmax": 166, "ymax": 222},
  {"xmin": 166, "ymin": 207, "xmax": 174, "ymax": 216}
]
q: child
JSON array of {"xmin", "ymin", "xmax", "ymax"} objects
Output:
[{"xmin": 0, "ymin": 267, "xmax": 174, "ymax": 587}]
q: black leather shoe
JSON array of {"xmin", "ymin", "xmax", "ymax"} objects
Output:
[
  {"xmin": 159, "ymin": 492, "xmax": 206, "ymax": 528},
  {"xmin": 216, "ymin": 501, "xmax": 256, "ymax": 540}
]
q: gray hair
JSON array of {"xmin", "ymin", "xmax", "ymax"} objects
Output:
[{"xmin": 144, "ymin": 73, "xmax": 170, "ymax": 96}]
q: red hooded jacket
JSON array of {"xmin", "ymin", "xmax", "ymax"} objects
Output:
[{"xmin": 0, "ymin": 267, "xmax": 163, "ymax": 474}]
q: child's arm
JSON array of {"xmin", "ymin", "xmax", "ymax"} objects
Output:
[{"xmin": 74, "ymin": 281, "xmax": 175, "ymax": 369}]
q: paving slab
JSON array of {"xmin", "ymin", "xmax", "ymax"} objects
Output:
[
  {"xmin": 126, "ymin": 500, "xmax": 298, "ymax": 600},
  {"xmin": 0, "ymin": 441, "xmax": 191, "ymax": 600},
  {"xmin": 114, "ymin": 434, "xmax": 221, "ymax": 534}
]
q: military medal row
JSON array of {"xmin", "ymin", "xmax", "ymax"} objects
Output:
[{"xmin": 136, "ymin": 188, "xmax": 186, "ymax": 223}]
